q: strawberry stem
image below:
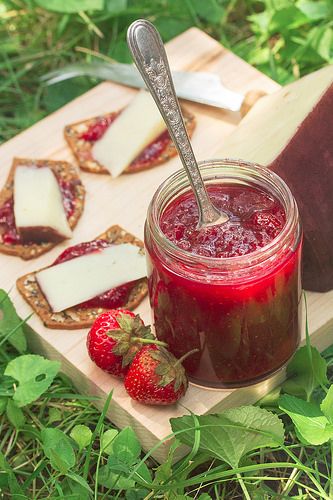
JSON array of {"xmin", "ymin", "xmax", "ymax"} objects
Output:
[
  {"xmin": 174, "ymin": 348, "xmax": 199, "ymax": 368},
  {"xmin": 132, "ymin": 337, "xmax": 168, "ymax": 347}
]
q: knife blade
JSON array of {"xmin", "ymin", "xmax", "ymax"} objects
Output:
[{"xmin": 42, "ymin": 61, "xmax": 244, "ymax": 112}]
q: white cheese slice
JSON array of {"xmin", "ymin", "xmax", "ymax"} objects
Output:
[
  {"xmin": 216, "ymin": 65, "xmax": 333, "ymax": 292},
  {"xmin": 36, "ymin": 243, "xmax": 146, "ymax": 312},
  {"xmin": 217, "ymin": 65, "xmax": 333, "ymax": 164},
  {"xmin": 91, "ymin": 90, "xmax": 166, "ymax": 177},
  {"xmin": 14, "ymin": 165, "xmax": 72, "ymax": 240}
]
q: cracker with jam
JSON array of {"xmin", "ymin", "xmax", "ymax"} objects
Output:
[
  {"xmin": 0, "ymin": 158, "xmax": 85, "ymax": 259},
  {"xmin": 64, "ymin": 91, "xmax": 196, "ymax": 176},
  {"xmin": 17, "ymin": 225, "xmax": 148, "ymax": 329}
]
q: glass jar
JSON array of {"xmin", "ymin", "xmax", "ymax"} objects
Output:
[{"xmin": 145, "ymin": 159, "xmax": 302, "ymax": 388}]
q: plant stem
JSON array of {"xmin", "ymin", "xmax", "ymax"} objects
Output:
[
  {"xmin": 132, "ymin": 337, "xmax": 167, "ymax": 347},
  {"xmin": 328, "ymin": 439, "xmax": 333, "ymax": 498},
  {"xmin": 236, "ymin": 473, "xmax": 251, "ymax": 500},
  {"xmin": 174, "ymin": 348, "xmax": 200, "ymax": 368}
]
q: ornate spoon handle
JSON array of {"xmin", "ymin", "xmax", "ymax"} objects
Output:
[{"xmin": 127, "ymin": 19, "xmax": 228, "ymax": 227}]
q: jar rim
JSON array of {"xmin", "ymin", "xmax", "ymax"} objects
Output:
[{"xmin": 146, "ymin": 158, "xmax": 300, "ymax": 275}]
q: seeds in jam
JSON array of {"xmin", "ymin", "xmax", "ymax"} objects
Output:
[{"xmin": 160, "ymin": 185, "xmax": 286, "ymax": 258}]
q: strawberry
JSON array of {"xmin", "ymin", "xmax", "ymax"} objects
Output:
[
  {"xmin": 124, "ymin": 345, "xmax": 197, "ymax": 405},
  {"xmin": 86, "ymin": 309, "xmax": 162, "ymax": 377}
]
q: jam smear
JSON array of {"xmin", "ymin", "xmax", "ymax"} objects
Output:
[
  {"xmin": 80, "ymin": 115, "xmax": 117, "ymax": 142},
  {"xmin": 0, "ymin": 198, "xmax": 20, "ymax": 244},
  {"xmin": 81, "ymin": 115, "xmax": 171, "ymax": 169},
  {"xmin": 57, "ymin": 178, "xmax": 78, "ymax": 219},
  {"xmin": 160, "ymin": 185, "xmax": 286, "ymax": 258},
  {"xmin": 54, "ymin": 240, "xmax": 136, "ymax": 310}
]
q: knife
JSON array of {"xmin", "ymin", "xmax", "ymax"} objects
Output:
[{"xmin": 42, "ymin": 61, "xmax": 246, "ymax": 112}]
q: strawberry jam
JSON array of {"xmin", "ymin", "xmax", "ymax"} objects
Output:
[
  {"xmin": 145, "ymin": 161, "xmax": 302, "ymax": 388},
  {"xmin": 53, "ymin": 240, "xmax": 136, "ymax": 310}
]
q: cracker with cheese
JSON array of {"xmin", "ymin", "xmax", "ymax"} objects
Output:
[
  {"xmin": 0, "ymin": 158, "xmax": 85, "ymax": 259},
  {"xmin": 64, "ymin": 90, "xmax": 195, "ymax": 176},
  {"xmin": 17, "ymin": 225, "xmax": 148, "ymax": 329}
]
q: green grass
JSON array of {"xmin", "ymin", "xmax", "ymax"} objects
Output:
[
  {"xmin": 0, "ymin": 0, "xmax": 332, "ymax": 142},
  {"xmin": 1, "ymin": 1, "xmax": 333, "ymax": 498}
]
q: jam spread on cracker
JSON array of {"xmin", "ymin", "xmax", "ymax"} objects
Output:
[
  {"xmin": 53, "ymin": 239, "xmax": 137, "ymax": 309},
  {"xmin": 0, "ymin": 174, "xmax": 77, "ymax": 245},
  {"xmin": 80, "ymin": 113, "xmax": 172, "ymax": 171}
]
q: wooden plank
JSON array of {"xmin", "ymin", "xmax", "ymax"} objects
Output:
[{"xmin": 1, "ymin": 27, "xmax": 332, "ymax": 463}]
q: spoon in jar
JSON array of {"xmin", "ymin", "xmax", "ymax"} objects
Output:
[{"xmin": 127, "ymin": 19, "xmax": 229, "ymax": 228}]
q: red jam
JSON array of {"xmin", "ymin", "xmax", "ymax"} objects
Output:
[
  {"xmin": 0, "ymin": 174, "xmax": 77, "ymax": 245},
  {"xmin": 0, "ymin": 198, "xmax": 20, "ymax": 244},
  {"xmin": 161, "ymin": 185, "xmax": 286, "ymax": 257},
  {"xmin": 81, "ymin": 115, "xmax": 171, "ymax": 170},
  {"xmin": 146, "ymin": 183, "xmax": 302, "ymax": 387},
  {"xmin": 80, "ymin": 115, "xmax": 117, "ymax": 142},
  {"xmin": 53, "ymin": 240, "xmax": 136, "ymax": 310}
]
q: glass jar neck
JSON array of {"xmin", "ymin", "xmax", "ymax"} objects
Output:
[{"xmin": 146, "ymin": 159, "xmax": 301, "ymax": 283}]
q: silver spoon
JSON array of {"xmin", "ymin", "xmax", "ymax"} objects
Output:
[{"xmin": 127, "ymin": 19, "xmax": 229, "ymax": 228}]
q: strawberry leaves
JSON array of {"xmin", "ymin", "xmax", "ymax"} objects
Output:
[
  {"xmin": 107, "ymin": 313, "xmax": 155, "ymax": 367},
  {"xmin": 152, "ymin": 348, "xmax": 187, "ymax": 392}
]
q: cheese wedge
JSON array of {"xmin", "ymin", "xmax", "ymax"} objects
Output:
[
  {"xmin": 14, "ymin": 165, "xmax": 72, "ymax": 243},
  {"xmin": 216, "ymin": 65, "xmax": 333, "ymax": 292},
  {"xmin": 92, "ymin": 90, "xmax": 166, "ymax": 177},
  {"xmin": 36, "ymin": 243, "xmax": 146, "ymax": 312}
]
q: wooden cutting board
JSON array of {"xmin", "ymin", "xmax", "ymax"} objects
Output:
[{"xmin": 1, "ymin": 28, "xmax": 333, "ymax": 462}]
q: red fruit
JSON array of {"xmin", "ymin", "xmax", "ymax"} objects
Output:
[
  {"xmin": 124, "ymin": 345, "xmax": 195, "ymax": 405},
  {"xmin": 86, "ymin": 309, "xmax": 154, "ymax": 377}
]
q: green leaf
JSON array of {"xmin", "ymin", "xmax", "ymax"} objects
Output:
[
  {"xmin": 125, "ymin": 489, "xmax": 149, "ymax": 500},
  {"xmin": 4, "ymin": 354, "xmax": 60, "ymax": 407},
  {"xmin": 282, "ymin": 346, "xmax": 328, "ymax": 400},
  {"xmin": 70, "ymin": 425, "xmax": 92, "ymax": 451},
  {"xmin": 48, "ymin": 407, "xmax": 62, "ymax": 424},
  {"xmin": 101, "ymin": 428, "xmax": 118, "ymax": 455},
  {"xmin": 153, "ymin": 439, "xmax": 178, "ymax": 485},
  {"xmin": 65, "ymin": 472, "xmax": 93, "ymax": 494},
  {"xmin": 320, "ymin": 385, "xmax": 333, "ymax": 423},
  {"xmin": 34, "ymin": 0, "xmax": 104, "ymax": 13},
  {"xmin": 0, "ymin": 397, "xmax": 8, "ymax": 415},
  {"xmin": 109, "ymin": 427, "xmax": 141, "ymax": 465},
  {"xmin": 0, "ymin": 290, "xmax": 27, "ymax": 353},
  {"xmin": 6, "ymin": 399, "xmax": 25, "ymax": 428},
  {"xmin": 279, "ymin": 394, "xmax": 333, "ymax": 445},
  {"xmin": 297, "ymin": 0, "xmax": 332, "ymax": 20},
  {"xmin": 60, "ymin": 476, "xmax": 90, "ymax": 500},
  {"xmin": 42, "ymin": 428, "xmax": 76, "ymax": 473},
  {"xmin": 308, "ymin": 26, "xmax": 333, "ymax": 61},
  {"xmin": 171, "ymin": 406, "xmax": 284, "ymax": 468},
  {"xmin": 105, "ymin": 0, "xmax": 127, "ymax": 14},
  {"xmin": 271, "ymin": 6, "xmax": 309, "ymax": 30},
  {"xmin": 97, "ymin": 464, "xmax": 135, "ymax": 490},
  {"xmin": 191, "ymin": 0, "xmax": 224, "ymax": 23}
]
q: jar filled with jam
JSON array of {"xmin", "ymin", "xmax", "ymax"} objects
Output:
[{"xmin": 145, "ymin": 159, "xmax": 302, "ymax": 388}]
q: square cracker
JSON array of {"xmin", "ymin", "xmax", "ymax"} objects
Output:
[
  {"xmin": 16, "ymin": 225, "xmax": 148, "ymax": 329},
  {"xmin": 0, "ymin": 158, "xmax": 85, "ymax": 260}
]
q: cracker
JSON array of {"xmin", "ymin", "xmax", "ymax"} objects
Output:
[
  {"xmin": 64, "ymin": 107, "xmax": 196, "ymax": 174},
  {"xmin": 16, "ymin": 225, "xmax": 148, "ymax": 329},
  {"xmin": 0, "ymin": 158, "xmax": 85, "ymax": 260}
]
